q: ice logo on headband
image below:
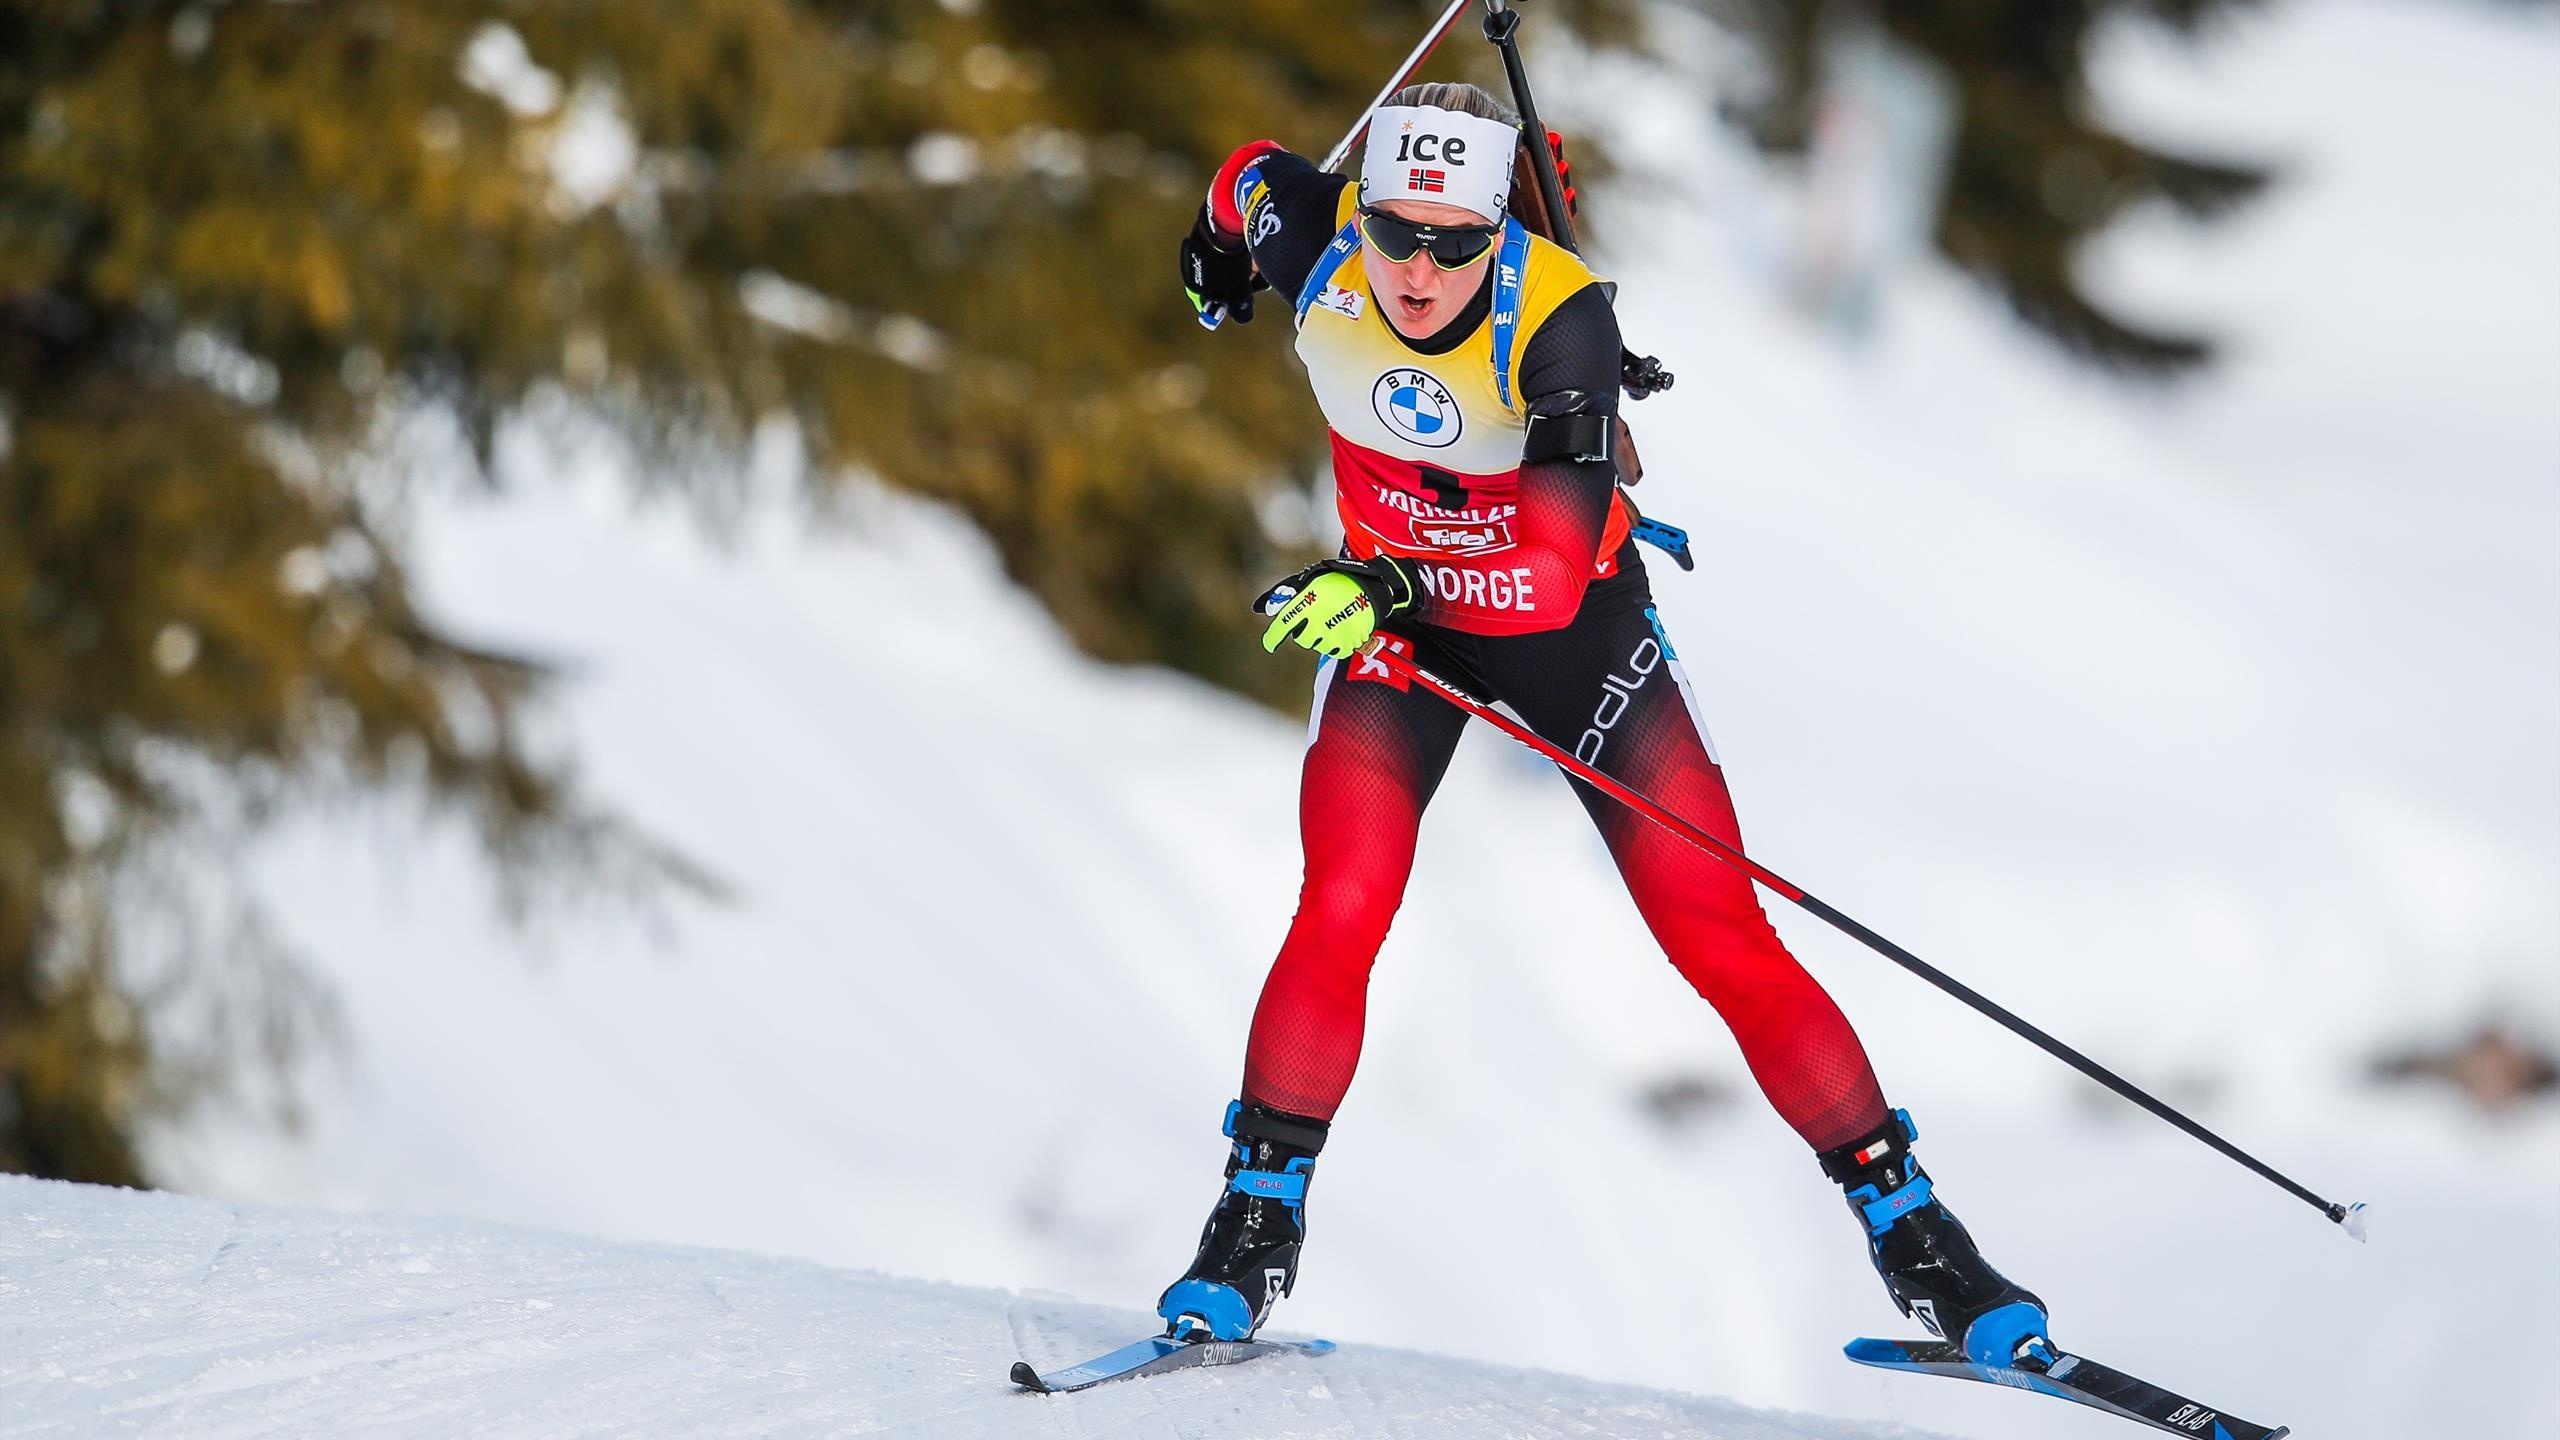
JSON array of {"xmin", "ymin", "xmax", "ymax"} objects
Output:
[
  {"xmin": 1359, "ymin": 105, "xmax": 1518, "ymax": 221},
  {"xmin": 1389, "ymin": 128, "xmax": 1471, "ymax": 168}
]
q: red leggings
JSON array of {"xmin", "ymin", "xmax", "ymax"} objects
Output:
[{"xmin": 1241, "ymin": 555, "xmax": 1890, "ymax": 1153}]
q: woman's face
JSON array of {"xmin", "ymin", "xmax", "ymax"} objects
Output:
[{"xmin": 1359, "ymin": 198, "xmax": 1498, "ymax": 339}]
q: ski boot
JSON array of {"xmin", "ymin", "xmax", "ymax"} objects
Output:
[
  {"xmin": 1819, "ymin": 1108, "xmax": 2053, "ymax": 1368},
  {"xmin": 1157, "ymin": 1100, "xmax": 1326, "ymax": 1342}
]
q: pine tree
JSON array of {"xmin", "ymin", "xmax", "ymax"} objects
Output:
[
  {"xmin": 0, "ymin": 0, "xmax": 1638, "ymax": 1181},
  {"xmin": 1713, "ymin": 0, "xmax": 2272, "ymax": 371}
]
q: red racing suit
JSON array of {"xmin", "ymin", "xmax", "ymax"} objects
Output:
[{"xmin": 1214, "ymin": 143, "xmax": 1889, "ymax": 1152}]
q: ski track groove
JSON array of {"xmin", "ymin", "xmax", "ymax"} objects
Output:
[{"xmin": 190, "ymin": 1205, "xmax": 242, "ymax": 1289}]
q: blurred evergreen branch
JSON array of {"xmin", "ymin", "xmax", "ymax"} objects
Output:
[{"xmin": 0, "ymin": 0, "xmax": 1634, "ymax": 1185}]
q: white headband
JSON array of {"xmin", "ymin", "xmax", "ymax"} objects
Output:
[{"xmin": 1357, "ymin": 104, "xmax": 1518, "ymax": 223}]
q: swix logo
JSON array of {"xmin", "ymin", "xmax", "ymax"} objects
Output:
[
  {"xmin": 1407, "ymin": 167, "xmax": 1446, "ymax": 193},
  {"xmin": 1575, "ymin": 636, "xmax": 1663, "ymax": 764},
  {"xmin": 1410, "ymin": 517, "xmax": 1514, "ymax": 555}
]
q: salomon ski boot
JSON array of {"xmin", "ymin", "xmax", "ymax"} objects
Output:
[
  {"xmin": 1820, "ymin": 1109, "xmax": 2052, "ymax": 1367},
  {"xmin": 1157, "ymin": 1101, "xmax": 1326, "ymax": 1342}
]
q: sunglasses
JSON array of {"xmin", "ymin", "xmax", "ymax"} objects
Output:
[{"xmin": 1358, "ymin": 207, "xmax": 1501, "ymax": 269}]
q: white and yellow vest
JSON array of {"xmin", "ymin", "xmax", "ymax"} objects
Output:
[{"xmin": 1283, "ymin": 187, "xmax": 1633, "ymax": 633}]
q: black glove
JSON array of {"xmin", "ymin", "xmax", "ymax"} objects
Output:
[
  {"xmin": 1179, "ymin": 204, "xmax": 1266, "ymax": 325},
  {"xmin": 1253, "ymin": 553, "xmax": 1422, "ymax": 620}
]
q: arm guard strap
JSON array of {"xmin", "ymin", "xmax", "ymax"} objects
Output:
[{"xmin": 1523, "ymin": 391, "xmax": 1617, "ymax": 465}]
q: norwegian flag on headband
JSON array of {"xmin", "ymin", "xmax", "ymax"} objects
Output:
[{"xmin": 1360, "ymin": 104, "xmax": 1518, "ymax": 221}]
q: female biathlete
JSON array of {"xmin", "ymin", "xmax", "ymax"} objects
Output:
[{"xmin": 1161, "ymin": 83, "xmax": 2048, "ymax": 1369}]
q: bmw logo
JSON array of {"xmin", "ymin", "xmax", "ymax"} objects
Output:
[{"xmin": 1370, "ymin": 368, "xmax": 1462, "ymax": 449}]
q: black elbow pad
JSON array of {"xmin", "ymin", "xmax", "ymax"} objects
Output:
[{"xmin": 1522, "ymin": 390, "xmax": 1617, "ymax": 465}]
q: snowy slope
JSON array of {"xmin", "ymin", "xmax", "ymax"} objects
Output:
[
  {"xmin": 0, "ymin": 1176, "xmax": 1945, "ymax": 1440},
  {"xmin": 157, "ymin": 3, "xmax": 2557, "ymax": 1440},
  {"xmin": 177, "ymin": 439, "xmax": 2555, "ymax": 1440}
]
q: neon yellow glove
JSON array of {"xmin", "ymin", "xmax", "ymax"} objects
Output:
[{"xmin": 1257, "ymin": 556, "xmax": 1421, "ymax": 659}]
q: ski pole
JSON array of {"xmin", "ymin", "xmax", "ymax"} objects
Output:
[
  {"xmin": 1321, "ymin": 0, "xmax": 1482, "ymax": 174},
  {"xmin": 1201, "ymin": 0, "xmax": 1478, "ymax": 332},
  {"xmin": 1479, "ymin": 0, "xmax": 1578, "ymax": 254},
  {"xmin": 1477, "ymin": 2, "xmax": 1677, "ymax": 399},
  {"xmin": 1349, "ymin": 636, "xmax": 2372, "ymax": 1242}
]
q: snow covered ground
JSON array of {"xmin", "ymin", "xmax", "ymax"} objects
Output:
[
  {"xmin": 136, "ymin": 1, "xmax": 2557, "ymax": 1438},
  {"xmin": 1, "ymin": 1175, "xmax": 1948, "ymax": 1440}
]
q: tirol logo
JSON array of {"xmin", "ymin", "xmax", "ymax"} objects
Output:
[
  {"xmin": 1371, "ymin": 368, "xmax": 1462, "ymax": 448},
  {"xmin": 1411, "ymin": 516, "xmax": 1514, "ymax": 555}
]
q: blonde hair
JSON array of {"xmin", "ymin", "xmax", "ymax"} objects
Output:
[{"xmin": 1388, "ymin": 82, "xmax": 1521, "ymax": 133}]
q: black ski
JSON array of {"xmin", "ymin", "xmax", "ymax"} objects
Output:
[
  {"xmin": 1011, "ymin": 1334, "xmax": 1336, "ymax": 1394},
  {"xmin": 1847, "ymin": 1337, "xmax": 2288, "ymax": 1439}
]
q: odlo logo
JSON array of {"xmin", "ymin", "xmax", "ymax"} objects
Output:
[{"xmin": 1576, "ymin": 637, "xmax": 1662, "ymax": 764}]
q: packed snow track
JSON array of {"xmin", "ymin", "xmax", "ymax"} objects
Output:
[{"xmin": 0, "ymin": 1176, "xmax": 1949, "ymax": 1439}]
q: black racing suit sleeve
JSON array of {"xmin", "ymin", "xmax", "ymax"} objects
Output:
[
  {"xmin": 1237, "ymin": 150, "xmax": 1354, "ymax": 310},
  {"xmin": 1413, "ymin": 280, "xmax": 1623, "ymax": 632},
  {"xmin": 1516, "ymin": 283, "xmax": 1625, "ymax": 412}
]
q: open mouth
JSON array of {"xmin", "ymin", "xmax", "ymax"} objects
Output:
[{"xmin": 1396, "ymin": 293, "xmax": 1431, "ymax": 321}]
